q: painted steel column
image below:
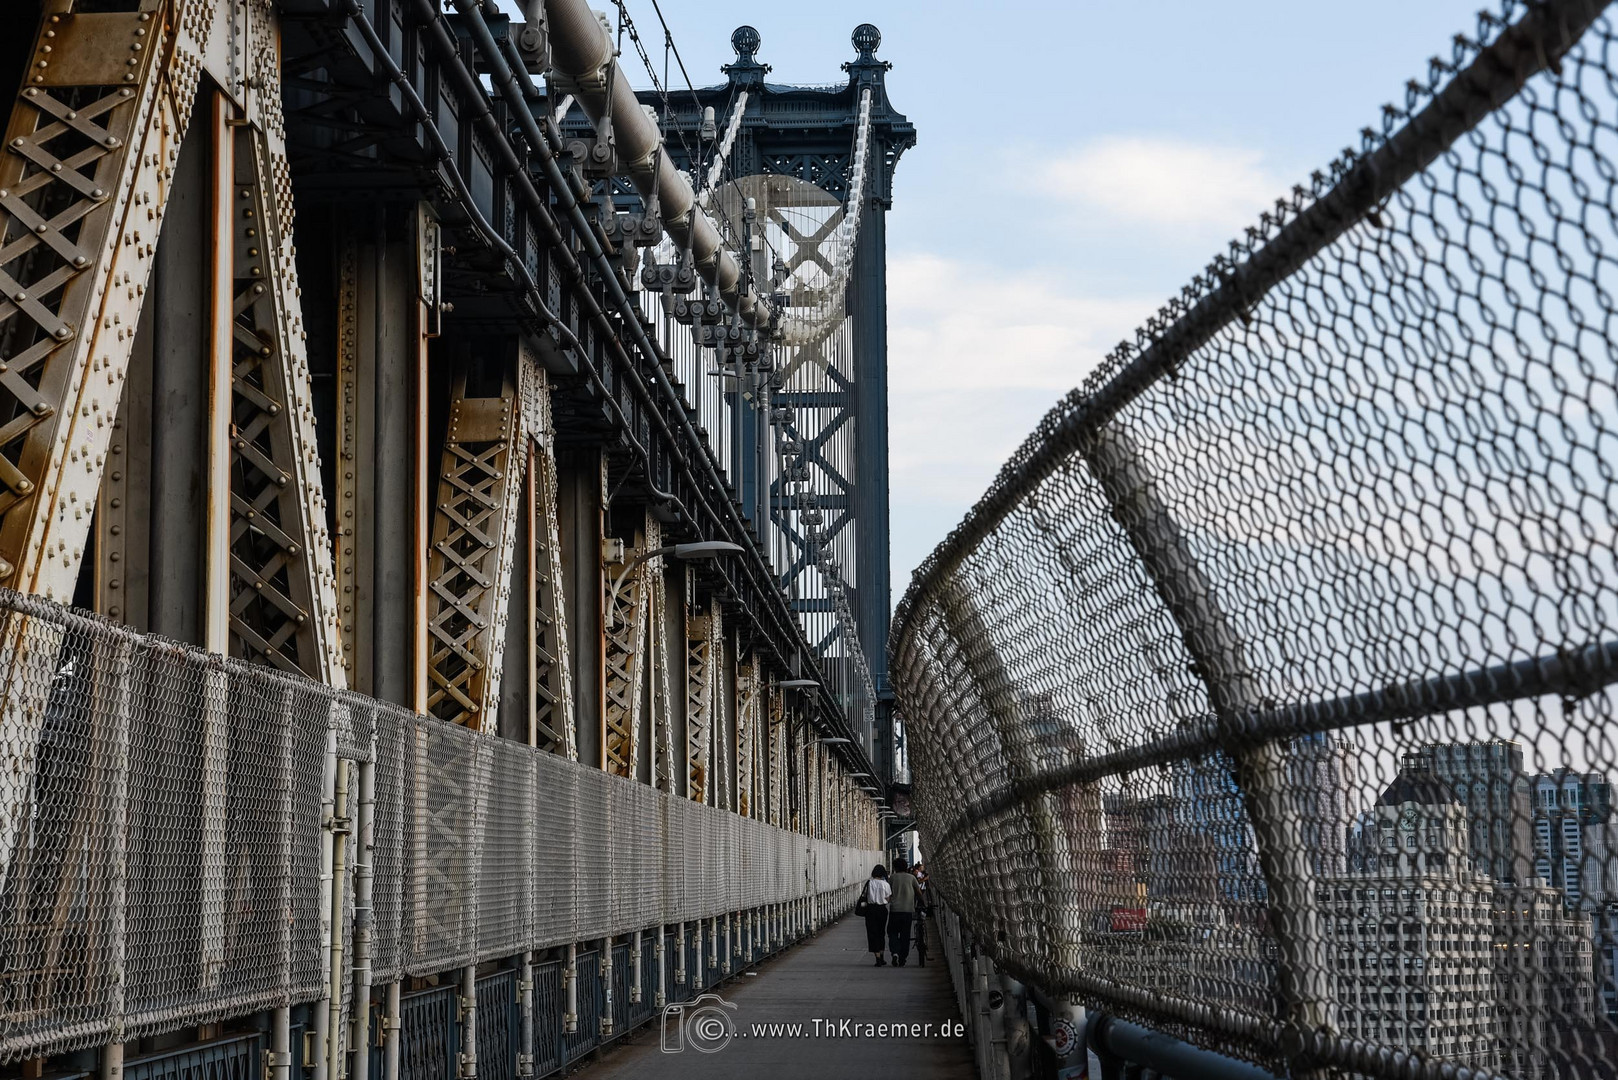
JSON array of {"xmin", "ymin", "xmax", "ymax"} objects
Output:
[
  {"xmin": 518, "ymin": 953, "xmax": 535, "ymax": 1079},
  {"xmin": 384, "ymin": 983, "xmax": 402, "ymax": 1080},
  {"xmin": 134, "ymin": 92, "xmax": 210, "ymax": 638},
  {"xmin": 655, "ymin": 925, "xmax": 667, "ymax": 1008},
  {"xmin": 557, "ymin": 449, "xmax": 604, "ymax": 769},
  {"xmin": 313, "ymin": 730, "xmax": 337, "ymax": 1080},
  {"xmin": 324, "ymin": 758, "xmax": 353, "ymax": 1080},
  {"xmin": 564, "ymin": 943, "xmax": 578, "ymax": 1034},
  {"xmin": 849, "ymin": 162, "xmax": 893, "ymax": 779},
  {"xmin": 196, "ymin": 91, "xmax": 235, "ymax": 997},
  {"xmin": 685, "ymin": 593, "xmax": 716, "ymax": 803},
  {"xmin": 517, "ymin": 374, "xmax": 574, "ymax": 757},
  {"xmin": 459, "ymin": 964, "xmax": 478, "ymax": 1080},
  {"xmin": 631, "ymin": 930, "xmax": 643, "ymax": 1004},
  {"xmin": 350, "ymin": 759, "xmax": 377, "ymax": 1080},
  {"xmin": 222, "ymin": 117, "xmax": 346, "ymax": 682},
  {"xmin": 600, "ymin": 938, "xmax": 614, "ymax": 1036},
  {"xmin": 335, "ymin": 211, "xmax": 424, "ymax": 701},
  {"xmin": 272, "ymin": 1007, "xmax": 292, "ymax": 1080},
  {"xmin": 0, "ymin": 1, "xmax": 200, "ymax": 599},
  {"xmin": 603, "ymin": 515, "xmax": 654, "ymax": 778}
]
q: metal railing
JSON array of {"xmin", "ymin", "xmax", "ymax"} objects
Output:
[
  {"xmin": 891, "ymin": 2, "xmax": 1618, "ymax": 1078},
  {"xmin": 0, "ymin": 588, "xmax": 876, "ymax": 1065}
]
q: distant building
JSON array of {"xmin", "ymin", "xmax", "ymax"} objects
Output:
[
  {"xmin": 1286, "ymin": 733, "xmax": 1353, "ymax": 877},
  {"xmin": 1530, "ymin": 768, "xmax": 1618, "ymax": 1020},
  {"xmin": 1102, "ymin": 790, "xmax": 1151, "ymax": 884},
  {"xmin": 1170, "ymin": 753, "xmax": 1267, "ymax": 918},
  {"xmin": 1405, "ymin": 740, "xmax": 1535, "ymax": 884},
  {"xmin": 1165, "ymin": 734, "xmax": 1352, "ymax": 909},
  {"xmin": 1494, "ymin": 878, "xmax": 1597, "ymax": 1079},
  {"xmin": 1320, "ymin": 773, "xmax": 1499, "ymax": 1070},
  {"xmin": 1321, "ymin": 756, "xmax": 1598, "ymax": 1079},
  {"xmin": 1531, "ymin": 768, "xmax": 1615, "ymax": 909}
]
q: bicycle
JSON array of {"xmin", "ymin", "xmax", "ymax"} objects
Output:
[{"xmin": 913, "ymin": 905, "xmax": 929, "ymax": 967}]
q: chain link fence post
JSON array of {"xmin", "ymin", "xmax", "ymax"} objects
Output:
[
  {"xmin": 1082, "ymin": 426, "xmax": 1333, "ymax": 1062},
  {"xmin": 937, "ymin": 578, "xmax": 1083, "ymax": 978}
]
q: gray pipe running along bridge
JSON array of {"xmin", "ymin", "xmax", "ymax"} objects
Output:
[{"xmin": 12, "ymin": 2, "xmax": 1618, "ymax": 1080}]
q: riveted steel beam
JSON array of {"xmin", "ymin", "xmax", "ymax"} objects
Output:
[{"xmin": 426, "ymin": 355, "xmax": 524, "ymax": 729}]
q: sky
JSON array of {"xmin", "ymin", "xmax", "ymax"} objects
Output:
[{"xmin": 513, "ymin": 0, "xmax": 1492, "ymax": 604}]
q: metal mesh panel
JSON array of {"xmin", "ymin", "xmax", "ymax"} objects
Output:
[
  {"xmin": 571, "ymin": 773, "xmax": 611, "ymax": 941},
  {"xmin": 477, "ymin": 751, "xmax": 535, "ymax": 961},
  {"xmin": 0, "ymin": 586, "xmax": 879, "ymax": 1064},
  {"xmin": 405, "ymin": 721, "xmax": 492, "ymax": 973},
  {"xmin": 532, "ymin": 748, "xmax": 577, "ymax": 948},
  {"xmin": 369, "ymin": 701, "xmax": 413, "ymax": 982},
  {"xmin": 891, "ymin": 3, "xmax": 1618, "ymax": 1077}
]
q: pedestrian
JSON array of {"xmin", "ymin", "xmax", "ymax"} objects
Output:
[
  {"xmin": 887, "ymin": 857, "xmax": 920, "ymax": 966},
  {"xmin": 857, "ymin": 864, "xmax": 891, "ymax": 966}
]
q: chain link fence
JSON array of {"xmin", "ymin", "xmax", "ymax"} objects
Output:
[
  {"xmin": 0, "ymin": 589, "xmax": 876, "ymax": 1065},
  {"xmin": 892, "ymin": 1, "xmax": 1618, "ymax": 1077}
]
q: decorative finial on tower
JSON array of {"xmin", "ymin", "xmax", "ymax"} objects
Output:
[
  {"xmin": 732, "ymin": 25, "xmax": 762, "ymax": 62},
  {"xmin": 843, "ymin": 23, "xmax": 891, "ymax": 83},
  {"xmin": 851, "ymin": 24, "xmax": 881, "ymax": 61},
  {"xmin": 723, "ymin": 24, "xmax": 770, "ymax": 86}
]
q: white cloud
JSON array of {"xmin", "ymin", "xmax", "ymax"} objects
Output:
[
  {"xmin": 883, "ymin": 136, "xmax": 1282, "ymax": 586},
  {"xmin": 887, "ymin": 252, "xmax": 1147, "ymax": 397},
  {"xmin": 1038, "ymin": 136, "xmax": 1286, "ymax": 239},
  {"xmin": 886, "ymin": 252, "xmax": 1157, "ymax": 582}
]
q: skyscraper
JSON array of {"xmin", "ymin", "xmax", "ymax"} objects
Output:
[
  {"xmin": 1320, "ymin": 753, "xmax": 1598, "ymax": 1078},
  {"xmin": 1319, "ymin": 769, "xmax": 1498, "ymax": 1070},
  {"xmin": 1530, "ymin": 768, "xmax": 1618, "ymax": 1020},
  {"xmin": 1531, "ymin": 768, "xmax": 1615, "ymax": 910},
  {"xmin": 1404, "ymin": 740, "xmax": 1536, "ymax": 884}
]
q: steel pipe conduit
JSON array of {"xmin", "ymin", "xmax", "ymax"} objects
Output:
[{"xmin": 543, "ymin": 0, "xmax": 771, "ymax": 328}]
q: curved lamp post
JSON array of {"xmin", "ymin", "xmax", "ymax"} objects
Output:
[{"xmin": 604, "ymin": 541, "xmax": 742, "ymax": 627}]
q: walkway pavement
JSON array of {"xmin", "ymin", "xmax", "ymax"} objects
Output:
[{"xmin": 573, "ymin": 912, "xmax": 977, "ymax": 1078}]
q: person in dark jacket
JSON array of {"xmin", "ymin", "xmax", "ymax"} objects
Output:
[
  {"xmin": 887, "ymin": 858, "xmax": 920, "ymax": 966},
  {"xmin": 861, "ymin": 864, "xmax": 891, "ymax": 965}
]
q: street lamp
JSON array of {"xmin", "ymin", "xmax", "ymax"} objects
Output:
[
  {"xmin": 818, "ymin": 737, "xmax": 851, "ymax": 745},
  {"xmin": 779, "ymin": 678, "xmax": 819, "ymax": 690},
  {"xmin": 605, "ymin": 541, "xmax": 742, "ymax": 626}
]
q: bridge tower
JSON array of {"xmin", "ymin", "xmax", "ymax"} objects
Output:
[{"xmin": 637, "ymin": 25, "xmax": 915, "ymax": 787}]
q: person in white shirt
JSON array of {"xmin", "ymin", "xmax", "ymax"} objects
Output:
[{"xmin": 860, "ymin": 864, "xmax": 892, "ymax": 966}]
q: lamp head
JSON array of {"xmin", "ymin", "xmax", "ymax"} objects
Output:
[{"xmin": 671, "ymin": 541, "xmax": 743, "ymax": 560}]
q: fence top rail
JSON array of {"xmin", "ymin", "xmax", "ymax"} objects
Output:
[{"xmin": 889, "ymin": 0, "xmax": 1605, "ymax": 654}]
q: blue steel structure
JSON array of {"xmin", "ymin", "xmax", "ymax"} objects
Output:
[{"xmin": 562, "ymin": 24, "xmax": 915, "ymax": 784}]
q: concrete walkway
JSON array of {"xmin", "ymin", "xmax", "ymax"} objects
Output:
[{"xmin": 572, "ymin": 912, "xmax": 977, "ymax": 1078}]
